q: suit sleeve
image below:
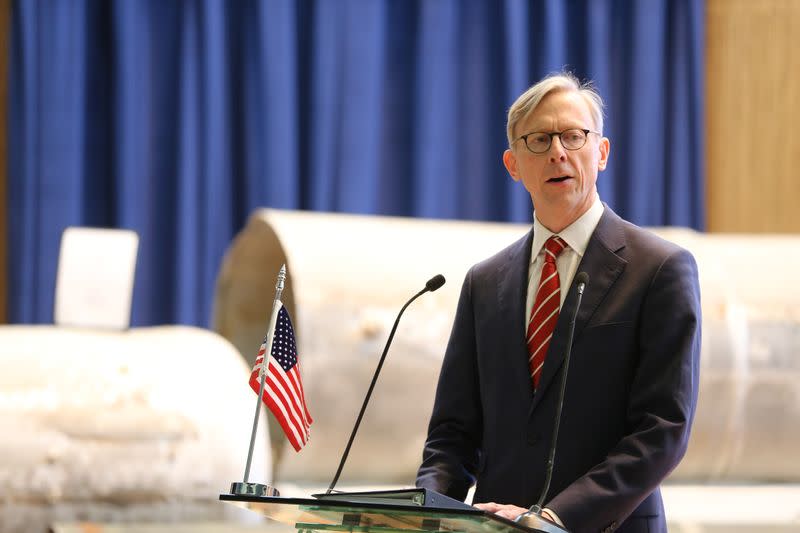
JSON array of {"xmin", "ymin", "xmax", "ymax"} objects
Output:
[
  {"xmin": 415, "ymin": 268, "xmax": 484, "ymax": 501},
  {"xmin": 548, "ymin": 248, "xmax": 702, "ymax": 532}
]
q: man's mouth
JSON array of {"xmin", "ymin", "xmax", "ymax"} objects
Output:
[{"xmin": 547, "ymin": 176, "xmax": 572, "ymax": 183}]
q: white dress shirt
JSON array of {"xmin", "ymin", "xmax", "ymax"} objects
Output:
[{"xmin": 525, "ymin": 195, "xmax": 604, "ymax": 327}]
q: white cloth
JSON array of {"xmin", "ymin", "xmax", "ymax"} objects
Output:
[{"xmin": 525, "ymin": 195, "xmax": 604, "ymax": 326}]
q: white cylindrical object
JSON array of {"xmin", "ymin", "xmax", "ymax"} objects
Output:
[
  {"xmin": 0, "ymin": 325, "xmax": 271, "ymax": 532},
  {"xmin": 213, "ymin": 209, "xmax": 800, "ymax": 484}
]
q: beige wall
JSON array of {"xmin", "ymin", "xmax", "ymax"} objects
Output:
[{"xmin": 707, "ymin": 0, "xmax": 800, "ymax": 233}]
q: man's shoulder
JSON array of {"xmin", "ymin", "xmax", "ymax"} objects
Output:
[
  {"xmin": 607, "ymin": 210, "xmax": 695, "ymax": 263},
  {"xmin": 469, "ymin": 229, "xmax": 531, "ymax": 278}
]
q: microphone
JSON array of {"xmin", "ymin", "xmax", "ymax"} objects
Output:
[
  {"xmin": 426, "ymin": 274, "xmax": 446, "ymax": 292},
  {"xmin": 516, "ymin": 272, "xmax": 589, "ymax": 533},
  {"xmin": 325, "ymin": 274, "xmax": 447, "ymax": 494}
]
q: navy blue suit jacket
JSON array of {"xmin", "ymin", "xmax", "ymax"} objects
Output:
[{"xmin": 416, "ymin": 207, "xmax": 701, "ymax": 533}]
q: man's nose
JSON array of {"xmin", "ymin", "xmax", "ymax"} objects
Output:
[{"xmin": 548, "ymin": 136, "xmax": 567, "ymax": 162}]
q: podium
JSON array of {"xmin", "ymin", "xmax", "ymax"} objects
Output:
[{"xmin": 219, "ymin": 492, "xmax": 562, "ymax": 533}]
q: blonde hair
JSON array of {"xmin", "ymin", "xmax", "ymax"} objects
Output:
[{"xmin": 506, "ymin": 71, "xmax": 605, "ymax": 147}]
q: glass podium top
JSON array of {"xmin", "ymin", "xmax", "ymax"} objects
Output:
[{"xmin": 219, "ymin": 494, "xmax": 545, "ymax": 533}]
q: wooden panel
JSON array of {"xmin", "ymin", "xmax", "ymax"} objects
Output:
[
  {"xmin": 0, "ymin": 0, "xmax": 9, "ymax": 322},
  {"xmin": 707, "ymin": 0, "xmax": 800, "ymax": 233}
]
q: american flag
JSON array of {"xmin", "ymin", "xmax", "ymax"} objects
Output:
[{"xmin": 249, "ymin": 303, "xmax": 313, "ymax": 451}]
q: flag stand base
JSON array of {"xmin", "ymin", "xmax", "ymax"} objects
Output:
[{"xmin": 230, "ymin": 482, "xmax": 281, "ymax": 497}]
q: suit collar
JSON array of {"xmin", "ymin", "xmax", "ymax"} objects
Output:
[
  {"xmin": 529, "ymin": 205, "xmax": 628, "ymax": 412},
  {"xmin": 497, "ymin": 228, "xmax": 537, "ymax": 402}
]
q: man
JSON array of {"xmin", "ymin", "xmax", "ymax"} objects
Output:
[{"xmin": 415, "ymin": 72, "xmax": 701, "ymax": 533}]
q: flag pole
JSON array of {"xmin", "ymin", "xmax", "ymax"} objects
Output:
[{"xmin": 230, "ymin": 264, "xmax": 286, "ymax": 497}]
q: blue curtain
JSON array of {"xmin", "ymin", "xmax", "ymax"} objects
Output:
[{"xmin": 7, "ymin": 0, "xmax": 704, "ymax": 327}]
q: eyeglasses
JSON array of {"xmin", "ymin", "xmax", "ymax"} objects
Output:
[{"xmin": 513, "ymin": 128, "xmax": 599, "ymax": 154}]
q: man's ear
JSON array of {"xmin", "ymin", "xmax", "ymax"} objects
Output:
[
  {"xmin": 503, "ymin": 149, "xmax": 521, "ymax": 181},
  {"xmin": 597, "ymin": 137, "xmax": 610, "ymax": 171}
]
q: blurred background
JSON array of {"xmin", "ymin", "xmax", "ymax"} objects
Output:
[
  {"xmin": 1, "ymin": 0, "xmax": 798, "ymax": 328},
  {"xmin": 0, "ymin": 0, "xmax": 711, "ymax": 326},
  {"xmin": 1, "ymin": 0, "xmax": 799, "ymax": 532}
]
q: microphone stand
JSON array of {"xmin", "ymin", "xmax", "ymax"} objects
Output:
[
  {"xmin": 325, "ymin": 275, "xmax": 445, "ymax": 494},
  {"xmin": 515, "ymin": 273, "xmax": 588, "ymax": 533}
]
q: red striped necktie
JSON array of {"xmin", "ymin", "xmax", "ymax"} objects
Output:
[{"xmin": 527, "ymin": 236, "xmax": 568, "ymax": 390}]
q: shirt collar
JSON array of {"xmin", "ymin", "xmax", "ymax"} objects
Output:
[{"xmin": 530, "ymin": 195, "xmax": 604, "ymax": 262}]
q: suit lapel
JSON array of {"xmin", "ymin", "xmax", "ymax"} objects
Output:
[
  {"xmin": 497, "ymin": 228, "xmax": 536, "ymax": 403},
  {"xmin": 529, "ymin": 206, "xmax": 628, "ymax": 414}
]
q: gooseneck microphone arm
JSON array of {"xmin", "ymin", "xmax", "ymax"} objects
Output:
[
  {"xmin": 531, "ymin": 271, "xmax": 590, "ymax": 515},
  {"xmin": 325, "ymin": 274, "xmax": 446, "ymax": 495}
]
